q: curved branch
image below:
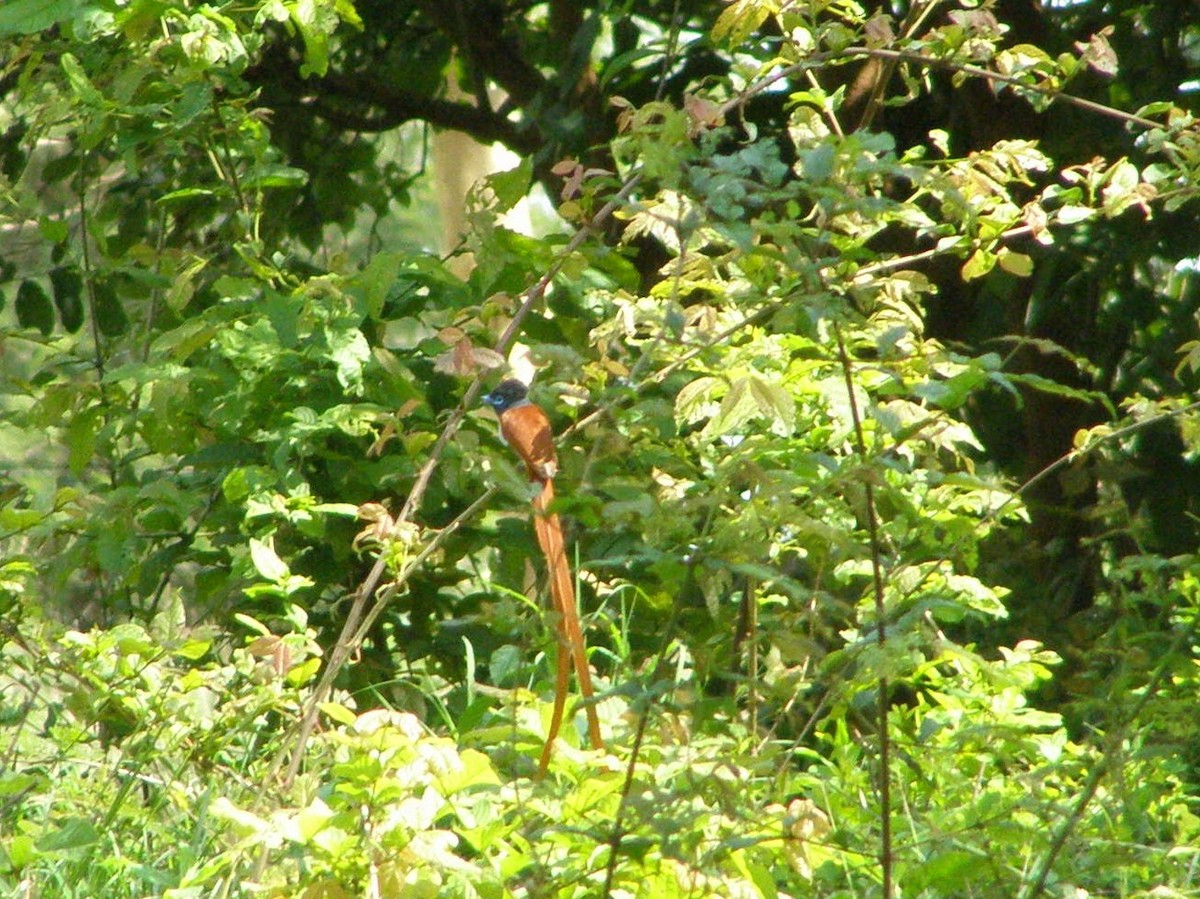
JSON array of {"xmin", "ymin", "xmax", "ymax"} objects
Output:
[{"xmin": 312, "ymin": 74, "xmax": 539, "ymax": 151}]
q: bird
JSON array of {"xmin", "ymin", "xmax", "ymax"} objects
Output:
[{"xmin": 481, "ymin": 378, "xmax": 603, "ymax": 773}]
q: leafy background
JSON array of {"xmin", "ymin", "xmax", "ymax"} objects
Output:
[{"xmin": 3, "ymin": 0, "xmax": 1200, "ymax": 896}]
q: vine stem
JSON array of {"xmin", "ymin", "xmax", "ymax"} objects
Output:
[{"xmin": 834, "ymin": 322, "xmax": 893, "ymax": 897}]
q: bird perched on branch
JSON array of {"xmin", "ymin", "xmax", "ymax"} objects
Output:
[{"xmin": 481, "ymin": 378, "xmax": 603, "ymax": 774}]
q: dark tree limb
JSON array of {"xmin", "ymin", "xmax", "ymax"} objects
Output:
[{"xmin": 414, "ymin": 0, "xmax": 548, "ymax": 107}]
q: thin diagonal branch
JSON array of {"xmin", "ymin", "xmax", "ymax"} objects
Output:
[
  {"xmin": 720, "ymin": 46, "xmax": 1164, "ymax": 133},
  {"xmin": 262, "ymin": 172, "xmax": 643, "ymax": 809}
]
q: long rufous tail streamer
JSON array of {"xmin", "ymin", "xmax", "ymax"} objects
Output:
[
  {"xmin": 480, "ymin": 379, "xmax": 603, "ymax": 774},
  {"xmin": 531, "ymin": 477, "xmax": 603, "ymax": 774}
]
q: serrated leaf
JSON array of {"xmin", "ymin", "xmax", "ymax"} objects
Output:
[
  {"xmin": 486, "ymin": 158, "xmax": 532, "ymax": 212},
  {"xmin": 702, "ymin": 377, "xmax": 758, "ymax": 439},
  {"xmin": 748, "ymin": 376, "xmax": 795, "ymax": 435},
  {"xmin": 711, "ymin": 0, "xmax": 773, "ymax": 46},
  {"xmin": 675, "ymin": 375, "xmax": 720, "ymax": 424},
  {"xmin": 1007, "ymin": 372, "xmax": 1114, "ymax": 414},
  {"xmin": 60, "ymin": 53, "xmax": 103, "ymax": 106}
]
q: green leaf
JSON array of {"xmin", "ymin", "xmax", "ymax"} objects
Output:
[
  {"xmin": 1055, "ymin": 205, "xmax": 1094, "ymax": 224},
  {"xmin": 49, "ymin": 267, "xmax": 84, "ymax": 332},
  {"xmin": 233, "ymin": 613, "xmax": 272, "ymax": 636},
  {"xmin": 38, "ymin": 818, "xmax": 99, "ymax": 851},
  {"xmin": 711, "ymin": 0, "xmax": 772, "ymax": 46},
  {"xmin": 675, "ymin": 375, "xmax": 721, "ymax": 425},
  {"xmin": 6, "ymin": 834, "xmax": 37, "ymax": 867},
  {"xmin": 326, "ymin": 325, "xmax": 370, "ymax": 394},
  {"xmin": 249, "ymin": 537, "xmax": 290, "ymax": 582},
  {"xmin": 485, "ymin": 158, "xmax": 533, "ymax": 212},
  {"xmin": 156, "ymin": 187, "xmax": 217, "ymax": 207},
  {"xmin": 320, "ymin": 701, "xmax": 358, "ymax": 725},
  {"xmin": 173, "ymin": 639, "xmax": 213, "ymax": 661},
  {"xmin": 996, "ymin": 248, "xmax": 1033, "ymax": 277},
  {"xmin": 40, "ymin": 152, "xmax": 79, "ymax": 184},
  {"xmin": 286, "ymin": 656, "xmax": 321, "ymax": 686},
  {"xmin": 15, "ymin": 280, "xmax": 54, "ymax": 336},
  {"xmin": 0, "ymin": 0, "xmax": 84, "ymax": 36},
  {"xmin": 702, "ymin": 376, "xmax": 759, "ymax": 439},
  {"xmin": 438, "ymin": 748, "xmax": 502, "ymax": 793},
  {"xmin": 65, "ymin": 407, "xmax": 99, "ymax": 476},
  {"xmin": 60, "ymin": 52, "xmax": 103, "ymax": 106},
  {"xmin": 0, "ymin": 508, "xmax": 44, "ymax": 532},
  {"xmin": 1006, "ymin": 371, "xmax": 1114, "ymax": 413},
  {"xmin": 0, "ymin": 771, "xmax": 41, "ymax": 797},
  {"xmin": 243, "ymin": 163, "xmax": 309, "ymax": 189},
  {"xmin": 38, "ymin": 217, "xmax": 69, "ymax": 243},
  {"xmin": 904, "ymin": 849, "xmax": 980, "ymax": 893},
  {"xmin": 94, "ymin": 279, "xmax": 129, "ymax": 336},
  {"xmin": 600, "ymin": 47, "xmax": 660, "ymax": 90},
  {"xmin": 151, "ymin": 319, "xmax": 219, "ymax": 362},
  {"xmin": 288, "ymin": 0, "xmax": 341, "ymax": 77},
  {"xmin": 355, "ymin": 250, "xmax": 405, "ymax": 320},
  {"xmin": 489, "ymin": 644, "xmax": 522, "ymax": 687},
  {"xmin": 960, "ymin": 248, "xmax": 996, "ymax": 280},
  {"xmin": 749, "ymin": 375, "xmax": 795, "ymax": 435}
]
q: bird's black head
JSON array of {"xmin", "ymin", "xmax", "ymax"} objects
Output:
[{"xmin": 481, "ymin": 379, "xmax": 530, "ymax": 413}]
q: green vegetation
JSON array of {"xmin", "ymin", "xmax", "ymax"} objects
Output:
[{"xmin": 3, "ymin": 1, "xmax": 1200, "ymax": 896}]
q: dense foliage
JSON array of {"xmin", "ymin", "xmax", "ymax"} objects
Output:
[{"xmin": 3, "ymin": 0, "xmax": 1200, "ymax": 896}]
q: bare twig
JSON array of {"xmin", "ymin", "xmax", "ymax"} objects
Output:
[{"xmin": 721, "ymin": 46, "xmax": 1165, "ymax": 133}]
